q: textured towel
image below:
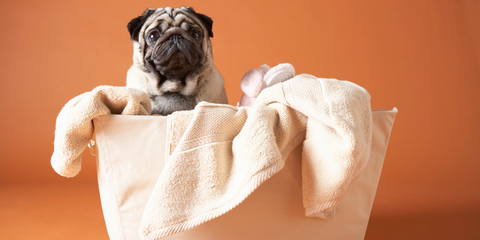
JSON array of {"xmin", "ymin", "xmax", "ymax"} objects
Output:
[
  {"xmin": 140, "ymin": 74, "xmax": 372, "ymax": 239},
  {"xmin": 51, "ymin": 86, "xmax": 151, "ymax": 178}
]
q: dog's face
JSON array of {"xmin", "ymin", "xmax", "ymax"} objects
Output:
[{"xmin": 126, "ymin": 7, "xmax": 227, "ymax": 115}]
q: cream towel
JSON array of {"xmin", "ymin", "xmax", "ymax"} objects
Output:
[
  {"xmin": 51, "ymin": 86, "xmax": 151, "ymax": 178},
  {"xmin": 140, "ymin": 74, "xmax": 372, "ymax": 239}
]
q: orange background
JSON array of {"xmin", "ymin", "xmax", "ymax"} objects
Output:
[{"xmin": 0, "ymin": 0, "xmax": 479, "ymax": 239}]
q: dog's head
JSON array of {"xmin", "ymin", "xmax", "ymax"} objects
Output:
[{"xmin": 127, "ymin": 7, "xmax": 215, "ymax": 96}]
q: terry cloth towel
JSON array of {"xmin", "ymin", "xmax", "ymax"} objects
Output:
[
  {"xmin": 139, "ymin": 74, "xmax": 373, "ymax": 239},
  {"xmin": 51, "ymin": 86, "xmax": 151, "ymax": 178}
]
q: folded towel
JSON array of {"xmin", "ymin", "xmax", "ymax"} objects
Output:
[
  {"xmin": 140, "ymin": 74, "xmax": 372, "ymax": 239},
  {"xmin": 51, "ymin": 86, "xmax": 151, "ymax": 178}
]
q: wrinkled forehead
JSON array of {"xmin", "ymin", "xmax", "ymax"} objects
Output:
[{"xmin": 143, "ymin": 8, "xmax": 198, "ymax": 33}]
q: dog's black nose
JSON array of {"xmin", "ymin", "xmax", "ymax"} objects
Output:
[{"xmin": 169, "ymin": 34, "xmax": 183, "ymax": 43}]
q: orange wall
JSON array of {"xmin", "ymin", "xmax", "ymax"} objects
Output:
[{"xmin": 1, "ymin": 0, "xmax": 479, "ymax": 216}]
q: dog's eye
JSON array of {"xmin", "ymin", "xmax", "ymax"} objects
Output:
[
  {"xmin": 190, "ymin": 29, "xmax": 202, "ymax": 41},
  {"xmin": 148, "ymin": 31, "xmax": 160, "ymax": 43},
  {"xmin": 193, "ymin": 32, "xmax": 200, "ymax": 40}
]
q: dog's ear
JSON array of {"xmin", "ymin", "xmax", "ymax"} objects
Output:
[
  {"xmin": 127, "ymin": 9, "xmax": 156, "ymax": 41},
  {"xmin": 185, "ymin": 7, "xmax": 214, "ymax": 38}
]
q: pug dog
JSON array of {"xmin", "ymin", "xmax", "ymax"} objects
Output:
[{"xmin": 126, "ymin": 7, "xmax": 228, "ymax": 115}]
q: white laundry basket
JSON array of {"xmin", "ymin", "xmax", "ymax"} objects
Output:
[{"xmin": 92, "ymin": 108, "xmax": 397, "ymax": 240}]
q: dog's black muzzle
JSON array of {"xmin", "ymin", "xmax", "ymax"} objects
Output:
[{"xmin": 146, "ymin": 29, "xmax": 203, "ymax": 83}]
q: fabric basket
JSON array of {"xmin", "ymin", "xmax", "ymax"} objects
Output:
[{"xmin": 92, "ymin": 108, "xmax": 397, "ymax": 240}]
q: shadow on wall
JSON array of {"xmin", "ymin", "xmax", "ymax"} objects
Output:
[{"xmin": 365, "ymin": 207, "xmax": 480, "ymax": 240}]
